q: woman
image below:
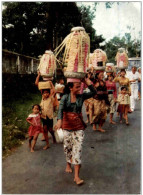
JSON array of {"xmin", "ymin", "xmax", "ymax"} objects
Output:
[
  {"xmin": 54, "ymin": 77, "xmax": 96, "ymax": 185},
  {"xmin": 106, "ymin": 74, "xmax": 117, "ymax": 124},
  {"xmin": 89, "ymin": 71, "xmax": 110, "ymax": 132}
]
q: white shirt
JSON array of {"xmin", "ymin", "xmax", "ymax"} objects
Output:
[{"xmin": 127, "ymin": 72, "xmax": 139, "ymax": 84}]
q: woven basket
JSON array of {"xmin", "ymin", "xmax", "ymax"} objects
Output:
[
  {"xmin": 38, "ymin": 81, "xmax": 52, "ymax": 90},
  {"xmin": 64, "ymin": 71, "xmax": 86, "ymax": 79}
]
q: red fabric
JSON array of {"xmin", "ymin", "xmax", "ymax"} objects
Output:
[
  {"xmin": 105, "ymin": 80, "xmax": 117, "ymax": 98},
  {"xmin": 62, "ymin": 112, "xmax": 86, "ymax": 130},
  {"xmin": 27, "ymin": 114, "xmax": 43, "ymax": 136}
]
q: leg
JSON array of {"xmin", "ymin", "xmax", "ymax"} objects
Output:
[
  {"xmin": 72, "ymin": 130, "xmax": 84, "ymax": 184},
  {"xmin": 65, "ymin": 162, "xmax": 72, "ymax": 173},
  {"xmin": 31, "ymin": 133, "xmax": 39, "ymax": 152},
  {"xmin": 49, "ymin": 128, "xmax": 56, "ymax": 144},
  {"xmin": 43, "ymin": 125, "xmax": 50, "ymax": 150},
  {"xmin": 85, "ymin": 114, "xmax": 89, "ymax": 123},
  {"xmin": 63, "ymin": 130, "xmax": 73, "ymax": 173},
  {"xmin": 120, "ymin": 112, "xmax": 122, "ymax": 123},
  {"xmin": 74, "ymin": 164, "xmax": 84, "ymax": 185},
  {"xmin": 29, "ymin": 136, "xmax": 33, "ymax": 148},
  {"xmin": 92, "ymin": 123, "xmax": 97, "ymax": 131},
  {"xmin": 109, "ymin": 113, "xmax": 116, "ymax": 124},
  {"xmin": 98, "ymin": 120, "xmax": 105, "ymax": 132},
  {"xmin": 124, "ymin": 106, "xmax": 129, "ymax": 125}
]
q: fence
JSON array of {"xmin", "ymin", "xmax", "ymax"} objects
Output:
[{"xmin": 2, "ymin": 49, "xmax": 40, "ymax": 74}]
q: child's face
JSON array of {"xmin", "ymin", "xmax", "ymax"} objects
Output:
[
  {"xmin": 121, "ymin": 88, "xmax": 127, "ymax": 94},
  {"xmin": 42, "ymin": 90, "xmax": 50, "ymax": 99},
  {"xmin": 33, "ymin": 105, "xmax": 40, "ymax": 114}
]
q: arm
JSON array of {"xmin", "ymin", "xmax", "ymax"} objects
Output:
[
  {"xmin": 54, "ymin": 95, "xmax": 66, "ymax": 130},
  {"xmin": 35, "ymin": 71, "xmax": 41, "ymax": 86},
  {"xmin": 26, "ymin": 117, "xmax": 34, "ymax": 126},
  {"xmin": 113, "ymin": 77, "xmax": 119, "ymax": 83},
  {"xmin": 82, "ymin": 78, "xmax": 97, "ymax": 101}
]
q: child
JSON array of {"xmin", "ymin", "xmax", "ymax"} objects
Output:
[
  {"xmin": 117, "ymin": 86, "xmax": 130, "ymax": 125},
  {"xmin": 55, "ymin": 78, "xmax": 65, "ymax": 102},
  {"xmin": 40, "ymin": 89, "xmax": 57, "ymax": 149},
  {"xmin": 26, "ymin": 104, "xmax": 43, "ymax": 152},
  {"xmin": 106, "ymin": 74, "xmax": 117, "ymax": 124}
]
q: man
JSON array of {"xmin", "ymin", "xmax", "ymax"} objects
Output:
[{"xmin": 127, "ymin": 66, "xmax": 139, "ymax": 111}]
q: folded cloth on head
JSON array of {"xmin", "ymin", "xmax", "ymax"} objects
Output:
[{"xmin": 67, "ymin": 78, "xmax": 81, "ymax": 83}]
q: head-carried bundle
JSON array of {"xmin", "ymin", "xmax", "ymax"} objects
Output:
[{"xmin": 55, "ymin": 26, "xmax": 90, "ymax": 79}]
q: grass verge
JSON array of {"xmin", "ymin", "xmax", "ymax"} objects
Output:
[{"xmin": 2, "ymin": 91, "xmax": 41, "ymax": 157}]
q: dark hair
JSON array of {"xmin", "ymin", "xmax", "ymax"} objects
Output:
[
  {"xmin": 41, "ymin": 89, "xmax": 50, "ymax": 94},
  {"xmin": 32, "ymin": 104, "xmax": 41, "ymax": 111},
  {"xmin": 107, "ymin": 73, "xmax": 114, "ymax": 79},
  {"xmin": 120, "ymin": 69, "xmax": 126, "ymax": 74},
  {"xmin": 64, "ymin": 82, "xmax": 74, "ymax": 94},
  {"xmin": 121, "ymin": 86, "xmax": 127, "ymax": 91}
]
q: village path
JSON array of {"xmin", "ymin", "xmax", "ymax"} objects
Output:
[{"xmin": 2, "ymin": 100, "xmax": 141, "ymax": 194}]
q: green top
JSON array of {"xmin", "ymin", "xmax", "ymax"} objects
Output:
[{"xmin": 57, "ymin": 85, "xmax": 96, "ymax": 120}]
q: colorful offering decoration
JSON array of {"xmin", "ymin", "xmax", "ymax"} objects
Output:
[
  {"xmin": 38, "ymin": 50, "xmax": 56, "ymax": 78},
  {"xmin": 55, "ymin": 26, "xmax": 90, "ymax": 79},
  {"xmin": 115, "ymin": 48, "xmax": 128, "ymax": 69},
  {"xmin": 90, "ymin": 49, "xmax": 107, "ymax": 70}
]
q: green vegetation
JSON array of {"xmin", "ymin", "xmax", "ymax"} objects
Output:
[{"xmin": 2, "ymin": 90, "xmax": 41, "ymax": 156}]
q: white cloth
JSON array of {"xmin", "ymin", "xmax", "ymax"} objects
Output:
[
  {"xmin": 130, "ymin": 84, "xmax": 138, "ymax": 111},
  {"xmin": 127, "ymin": 72, "xmax": 139, "ymax": 111},
  {"xmin": 63, "ymin": 130, "xmax": 84, "ymax": 165},
  {"xmin": 55, "ymin": 83, "xmax": 64, "ymax": 100},
  {"xmin": 127, "ymin": 71, "xmax": 139, "ymax": 84}
]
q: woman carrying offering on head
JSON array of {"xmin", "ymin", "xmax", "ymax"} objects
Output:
[{"xmin": 54, "ymin": 77, "xmax": 96, "ymax": 185}]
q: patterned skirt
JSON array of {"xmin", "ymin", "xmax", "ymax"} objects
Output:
[
  {"xmin": 108, "ymin": 94, "xmax": 116, "ymax": 114},
  {"xmin": 88, "ymin": 98, "xmax": 108, "ymax": 124}
]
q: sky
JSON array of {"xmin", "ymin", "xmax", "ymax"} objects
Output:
[{"xmin": 78, "ymin": 2, "xmax": 141, "ymax": 43}]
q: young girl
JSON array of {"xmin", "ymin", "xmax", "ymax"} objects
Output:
[
  {"xmin": 26, "ymin": 104, "xmax": 43, "ymax": 152},
  {"xmin": 106, "ymin": 74, "xmax": 117, "ymax": 124},
  {"xmin": 117, "ymin": 86, "xmax": 130, "ymax": 125}
]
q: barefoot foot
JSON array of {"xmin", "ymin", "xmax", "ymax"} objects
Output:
[
  {"xmin": 43, "ymin": 145, "xmax": 50, "ymax": 150},
  {"xmin": 65, "ymin": 164, "xmax": 72, "ymax": 173},
  {"xmin": 110, "ymin": 120, "xmax": 116, "ymax": 124},
  {"xmin": 85, "ymin": 120, "xmax": 89, "ymax": 124},
  {"xmin": 31, "ymin": 149, "xmax": 34, "ymax": 152},
  {"xmin": 92, "ymin": 124, "xmax": 97, "ymax": 131},
  {"xmin": 98, "ymin": 128, "xmax": 105, "ymax": 133},
  {"xmin": 74, "ymin": 177, "xmax": 84, "ymax": 185}
]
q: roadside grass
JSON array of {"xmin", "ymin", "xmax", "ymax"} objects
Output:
[{"xmin": 2, "ymin": 91, "xmax": 41, "ymax": 157}]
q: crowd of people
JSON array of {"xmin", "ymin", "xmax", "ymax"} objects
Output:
[{"xmin": 26, "ymin": 65, "xmax": 141, "ymax": 185}]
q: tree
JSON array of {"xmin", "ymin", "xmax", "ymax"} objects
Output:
[
  {"xmin": 105, "ymin": 34, "xmax": 141, "ymax": 63},
  {"xmin": 2, "ymin": 2, "xmax": 105, "ymax": 57}
]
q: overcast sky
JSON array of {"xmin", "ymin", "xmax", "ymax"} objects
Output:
[{"xmin": 78, "ymin": 2, "xmax": 141, "ymax": 43}]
